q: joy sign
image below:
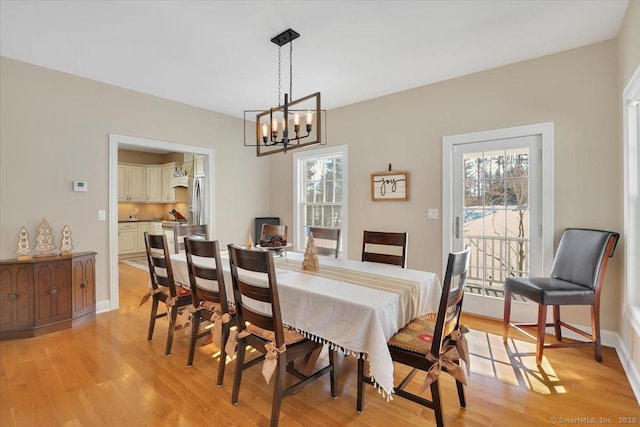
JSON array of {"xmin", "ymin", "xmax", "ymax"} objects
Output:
[{"xmin": 370, "ymin": 171, "xmax": 409, "ymax": 201}]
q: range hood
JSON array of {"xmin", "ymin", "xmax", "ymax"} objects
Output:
[{"xmin": 170, "ymin": 176, "xmax": 188, "ymax": 188}]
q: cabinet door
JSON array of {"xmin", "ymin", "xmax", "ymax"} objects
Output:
[
  {"xmin": 0, "ymin": 264, "xmax": 34, "ymax": 332},
  {"xmin": 137, "ymin": 222, "xmax": 151, "ymax": 252},
  {"xmin": 118, "ymin": 164, "xmax": 128, "ymax": 201},
  {"xmin": 72, "ymin": 254, "xmax": 96, "ymax": 318},
  {"xmin": 146, "ymin": 166, "xmax": 162, "ymax": 202},
  {"xmin": 194, "ymin": 155, "xmax": 205, "ymax": 176},
  {"xmin": 161, "ymin": 163, "xmax": 176, "ymax": 202},
  {"xmin": 33, "ymin": 260, "xmax": 72, "ymax": 326},
  {"xmin": 128, "ymin": 165, "xmax": 146, "ymax": 202},
  {"xmin": 118, "ymin": 223, "xmax": 138, "ymax": 254}
]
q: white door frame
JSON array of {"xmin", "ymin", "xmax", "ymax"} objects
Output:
[
  {"xmin": 442, "ymin": 122, "xmax": 554, "ymax": 321},
  {"xmin": 106, "ymin": 134, "xmax": 215, "ymax": 312}
]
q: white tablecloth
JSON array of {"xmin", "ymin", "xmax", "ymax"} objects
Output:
[{"xmin": 170, "ymin": 251, "xmax": 441, "ymax": 397}]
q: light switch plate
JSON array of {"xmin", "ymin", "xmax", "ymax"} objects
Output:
[
  {"xmin": 427, "ymin": 208, "xmax": 439, "ymax": 219},
  {"xmin": 97, "ymin": 210, "xmax": 106, "ymax": 221},
  {"xmin": 73, "ymin": 180, "xmax": 88, "ymax": 192}
]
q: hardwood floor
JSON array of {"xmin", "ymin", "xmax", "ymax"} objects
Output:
[{"xmin": 1, "ymin": 262, "xmax": 638, "ymax": 426}]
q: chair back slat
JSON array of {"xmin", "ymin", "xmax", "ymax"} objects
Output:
[
  {"xmin": 429, "ymin": 246, "xmax": 470, "ymax": 355},
  {"xmin": 362, "ymin": 231, "xmax": 408, "ymax": 268},
  {"xmin": 174, "ymin": 224, "xmax": 208, "ymax": 253},
  {"xmin": 228, "ymin": 245, "xmax": 286, "ymax": 347},
  {"xmin": 260, "ymin": 224, "xmax": 288, "ymax": 242},
  {"xmin": 551, "ymin": 228, "xmax": 620, "ymax": 290},
  {"xmin": 184, "ymin": 237, "xmax": 228, "ymax": 313},
  {"xmin": 308, "ymin": 227, "xmax": 341, "ymax": 258},
  {"xmin": 144, "ymin": 232, "xmax": 178, "ymax": 297}
]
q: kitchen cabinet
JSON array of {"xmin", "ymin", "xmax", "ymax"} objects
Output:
[
  {"xmin": 118, "ymin": 223, "xmax": 138, "ymax": 254},
  {"xmin": 118, "ymin": 164, "xmax": 146, "ymax": 202},
  {"xmin": 146, "ymin": 166, "xmax": 162, "ymax": 202},
  {"xmin": 0, "ymin": 252, "xmax": 96, "ymax": 340},
  {"xmin": 194, "ymin": 155, "xmax": 205, "ymax": 176},
  {"xmin": 137, "ymin": 222, "xmax": 150, "ymax": 252},
  {"xmin": 161, "ymin": 162, "xmax": 176, "ymax": 202}
]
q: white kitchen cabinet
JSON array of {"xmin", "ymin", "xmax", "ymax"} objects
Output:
[
  {"xmin": 137, "ymin": 222, "xmax": 151, "ymax": 252},
  {"xmin": 146, "ymin": 166, "xmax": 162, "ymax": 202},
  {"xmin": 118, "ymin": 164, "xmax": 146, "ymax": 202},
  {"xmin": 194, "ymin": 155, "xmax": 205, "ymax": 177},
  {"xmin": 161, "ymin": 163, "xmax": 176, "ymax": 202},
  {"xmin": 118, "ymin": 223, "xmax": 138, "ymax": 254}
]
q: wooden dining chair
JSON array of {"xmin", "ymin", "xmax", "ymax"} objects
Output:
[
  {"xmin": 308, "ymin": 227, "xmax": 341, "ymax": 258},
  {"xmin": 357, "ymin": 246, "xmax": 471, "ymax": 427},
  {"xmin": 259, "ymin": 224, "xmax": 288, "ymax": 243},
  {"xmin": 143, "ymin": 232, "xmax": 192, "ymax": 356},
  {"xmin": 227, "ymin": 245, "xmax": 337, "ymax": 427},
  {"xmin": 184, "ymin": 237, "xmax": 234, "ymax": 385},
  {"xmin": 173, "ymin": 224, "xmax": 208, "ymax": 253},
  {"xmin": 503, "ymin": 228, "xmax": 619, "ymax": 365},
  {"xmin": 361, "ymin": 230, "xmax": 408, "ymax": 267}
]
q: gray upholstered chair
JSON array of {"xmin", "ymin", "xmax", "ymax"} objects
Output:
[{"xmin": 503, "ymin": 228, "xmax": 619, "ymax": 365}]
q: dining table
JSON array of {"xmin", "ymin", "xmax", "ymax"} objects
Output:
[{"xmin": 169, "ymin": 249, "xmax": 442, "ymax": 398}]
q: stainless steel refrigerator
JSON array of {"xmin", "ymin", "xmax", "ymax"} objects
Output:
[{"xmin": 188, "ymin": 176, "xmax": 205, "ymax": 225}]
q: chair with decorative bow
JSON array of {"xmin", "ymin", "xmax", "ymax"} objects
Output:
[
  {"xmin": 503, "ymin": 228, "xmax": 619, "ymax": 365},
  {"xmin": 184, "ymin": 237, "xmax": 234, "ymax": 386},
  {"xmin": 141, "ymin": 232, "xmax": 192, "ymax": 356},
  {"xmin": 173, "ymin": 224, "xmax": 208, "ymax": 254},
  {"xmin": 308, "ymin": 227, "xmax": 341, "ymax": 258},
  {"xmin": 357, "ymin": 246, "xmax": 471, "ymax": 427},
  {"xmin": 226, "ymin": 245, "xmax": 337, "ymax": 427},
  {"xmin": 361, "ymin": 230, "xmax": 408, "ymax": 268}
]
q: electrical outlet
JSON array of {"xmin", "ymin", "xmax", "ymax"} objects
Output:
[{"xmin": 427, "ymin": 208, "xmax": 439, "ymax": 220}]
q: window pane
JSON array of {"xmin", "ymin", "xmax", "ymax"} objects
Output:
[
  {"xmin": 335, "ymin": 181, "xmax": 343, "ymax": 203},
  {"xmin": 305, "ymin": 205, "xmax": 313, "ymax": 226},
  {"xmin": 305, "ymin": 159, "xmax": 317, "ymax": 181},
  {"xmin": 333, "ymin": 206, "xmax": 342, "ymax": 227},
  {"xmin": 325, "ymin": 180, "xmax": 334, "ymax": 203},
  {"xmin": 335, "ymin": 158, "xmax": 343, "ymax": 180},
  {"xmin": 313, "ymin": 206, "xmax": 322, "ymax": 225},
  {"xmin": 323, "ymin": 206, "xmax": 332, "ymax": 226},
  {"xmin": 305, "ymin": 183, "xmax": 315, "ymax": 203},
  {"xmin": 314, "ymin": 181, "xmax": 324, "ymax": 203},
  {"xmin": 325, "ymin": 158, "xmax": 335, "ymax": 180}
]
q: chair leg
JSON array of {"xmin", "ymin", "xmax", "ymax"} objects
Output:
[
  {"xmin": 269, "ymin": 354, "xmax": 286, "ymax": 427},
  {"xmin": 456, "ymin": 379, "xmax": 466, "ymax": 408},
  {"xmin": 536, "ymin": 305, "xmax": 547, "ymax": 365},
  {"xmin": 148, "ymin": 298, "xmax": 159, "ymax": 341},
  {"xmin": 329, "ymin": 349, "xmax": 337, "ymax": 398},
  {"xmin": 430, "ymin": 380, "xmax": 444, "ymax": 427},
  {"xmin": 216, "ymin": 325, "xmax": 229, "ymax": 387},
  {"xmin": 503, "ymin": 289, "xmax": 512, "ymax": 342},
  {"xmin": 356, "ymin": 357, "xmax": 365, "ymax": 412},
  {"xmin": 165, "ymin": 306, "xmax": 178, "ymax": 356},
  {"xmin": 592, "ymin": 303, "xmax": 603, "ymax": 362},
  {"xmin": 187, "ymin": 311, "xmax": 201, "ymax": 367},
  {"xmin": 553, "ymin": 305, "xmax": 562, "ymax": 341},
  {"xmin": 231, "ymin": 340, "xmax": 246, "ymax": 405}
]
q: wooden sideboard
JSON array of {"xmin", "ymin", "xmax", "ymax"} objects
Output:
[{"xmin": 0, "ymin": 251, "xmax": 96, "ymax": 340}]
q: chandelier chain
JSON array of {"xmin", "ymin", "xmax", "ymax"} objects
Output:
[
  {"xmin": 289, "ymin": 40, "xmax": 293, "ymax": 101},
  {"xmin": 277, "ymin": 46, "xmax": 281, "ymax": 106}
]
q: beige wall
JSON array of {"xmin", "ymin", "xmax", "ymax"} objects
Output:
[
  {"xmin": 617, "ymin": 0, "xmax": 640, "ymax": 387},
  {"xmin": 269, "ymin": 40, "xmax": 622, "ymax": 331},
  {"xmin": 0, "ymin": 57, "xmax": 271, "ymax": 305}
]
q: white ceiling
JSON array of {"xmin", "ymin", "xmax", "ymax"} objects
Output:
[{"xmin": 0, "ymin": 1, "xmax": 629, "ymax": 119}]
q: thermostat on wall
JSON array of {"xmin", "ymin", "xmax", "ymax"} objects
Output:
[{"xmin": 73, "ymin": 181, "xmax": 88, "ymax": 192}]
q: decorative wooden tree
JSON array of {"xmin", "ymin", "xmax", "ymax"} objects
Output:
[
  {"xmin": 59, "ymin": 225, "xmax": 74, "ymax": 255},
  {"xmin": 245, "ymin": 234, "xmax": 255, "ymax": 250},
  {"xmin": 35, "ymin": 218, "xmax": 58, "ymax": 257},
  {"xmin": 302, "ymin": 231, "xmax": 320, "ymax": 272},
  {"xmin": 16, "ymin": 226, "xmax": 32, "ymax": 260}
]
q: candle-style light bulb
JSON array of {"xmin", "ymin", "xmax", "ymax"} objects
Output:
[
  {"xmin": 306, "ymin": 110, "xmax": 313, "ymax": 124},
  {"xmin": 262, "ymin": 123, "xmax": 268, "ymax": 137},
  {"xmin": 294, "ymin": 113, "xmax": 300, "ymax": 126},
  {"xmin": 272, "ymin": 118, "xmax": 278, "ymax": 131}
]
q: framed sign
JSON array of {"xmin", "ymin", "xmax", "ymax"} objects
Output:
[{"xmin": 371, "ymin": 171, "xmax": 409, "ymax": 201}]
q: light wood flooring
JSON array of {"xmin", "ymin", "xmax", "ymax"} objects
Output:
[{"xmin": 1, "ymin": 262, "xmax": 638, "ymax": 426}]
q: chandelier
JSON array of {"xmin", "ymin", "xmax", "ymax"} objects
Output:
[{"xmin": 244, "ymin": 29, "xmax": 324, "ymax": 157}]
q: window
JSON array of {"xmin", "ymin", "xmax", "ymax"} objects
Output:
[
  {"xmin": 623, "ymin": 65, "xmax": 640, "ymax": 324},
  {"xmin": 293, "ymin": 145, "xmax": 348, "ymax": 256}
]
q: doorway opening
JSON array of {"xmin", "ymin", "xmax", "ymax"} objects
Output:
[{"xmin": 107, "ymin": 134, "xmax": 215, "ymax": 312}]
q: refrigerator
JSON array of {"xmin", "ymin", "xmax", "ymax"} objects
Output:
[{"xmin": 188, "ymin": 176, "xmax": 205, "ymax": 225}]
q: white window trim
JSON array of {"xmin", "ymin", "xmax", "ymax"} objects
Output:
[
  {"xmin": 442, "ymin": 122, "xmax": 555, "ymax": 278},
  {"xmin": 293, "ymin": 145, "xmax": 348, "ymax": 258},
  {"xmin": 623, "ymin": 65, "xmax": 640, "ymax": 335}
]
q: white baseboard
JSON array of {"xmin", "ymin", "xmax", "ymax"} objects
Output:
[{"xmin": 96, "ymin": 299, "xmax": 112, "ymax": 314}]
